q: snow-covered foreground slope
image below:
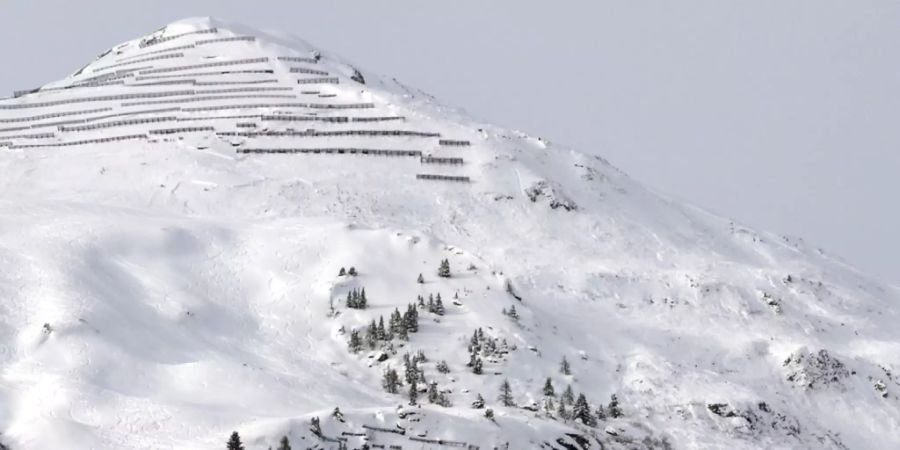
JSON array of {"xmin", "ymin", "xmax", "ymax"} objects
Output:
[{"xmin": 0, "ymin": 17, "xmax": 898, "ymax": 450}]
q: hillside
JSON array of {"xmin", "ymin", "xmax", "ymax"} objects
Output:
[{"xmin": 0, "ymin": 17, "xmax": 898, "ymax": 450}]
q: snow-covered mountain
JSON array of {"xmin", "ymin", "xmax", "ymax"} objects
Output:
[{"xmin": 0, "ymin": 17, "xmax": 897, "ymax": 450}]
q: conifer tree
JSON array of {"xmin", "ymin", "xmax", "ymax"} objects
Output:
[
  {"xmin": 277, "ymin": 436, "xmax": 292, "ymax": 450},
  {"xmin": 542, "ymin": 377, "xmax": 555, "ymax": 397},
  {"xmin": 608, "ymin": 394, "xmax": 623, "ymax": 418},
  {"xmin": 472, "ymin": 393, "xmax": 485, "ymax": 409},
  {"xmin": 507, "ymin": 305, "xmax": 519, "ymax": 321},
  {"xmin": 434, "ymin": 294, "xmax": 445, "ymax": 316},
  {"xmin": 408, "ymin": 379, "xmax": 418, "ymax": 405},
  {"xmin": 437, "ymin": 360, "xmax": 450, "ymax": 374},
  {"xmin": 417, "ymin": 273, "xmax": 425, "ymax": 284},
  {"xmin": 438, "ymin": 259, "xmax": 451, "ymax": 278},
  {"xmin": 557, "ymin": 401, "xmax": 570, "ymax": 421},
  {"xmin": 472, "ymin": 357, "xmax": 483, "ymax": 375},
  {"xmin": 562, "ymin": 385, "xmax": 575, "ymax": 405},
  {"xmin": 348, "ymin": 267, "xmax": 357, "ymax": 276},
  {"xmin": 428, "ymin": 382, "xmax": 439, "ymax": 404},
  {"xmin": 595, "ymin": 404, "xmax": 607, "ymax": 421},
  {"xmin": 498, "ymin": 379, "xmax": 514, "ymax": 407},
  {"xmin": 376, "ymin": 316, "xmax": 386, "ymax": 340},
  {"xmin": 309, "ymin": 417, "xmax": 322, "ymax": 437},
  {"xmin": 348, "ymin": 329, "xmax": 362, "ymax": 353},
  {"xmin": 573, "ymin": 394, "xmax": 596, "ymax": 426},
  {"xmin": 417, "ymin": 294, "xmax": 425, "ymax": 307},
  {"xmin": 382, "ymin": 368, "xmax": 401, "ymax": 394},
  {"xmin": 560, "ymin": 356, "xmax": 571, "ymax": 375},
  {"xmin": 359, "ymin": 288, "xmax": 367, "ymax": 308},
  {"xmin": 365, "ymin": 320, "xmax": 378, "ymax": 349},
  {"xmin": 484, "ymin": 408, "xmax": 495, "ymax": 421},
  {"xmin": 338, "ymin": 267, "xmax": 346, "ymax": 276},
  {"xmin": 227, "ymin": 431, "xmax": 245, "ymax": 450}
]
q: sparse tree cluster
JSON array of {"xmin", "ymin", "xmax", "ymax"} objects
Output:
[
  {"xmin": 467, "ymin": 328, "xmax": 510, "ymax": 375},
  {"xmin": 345, "ymin": 288, "xmax": 368, "ymax": 309},
  {"xmin": 338, "ymin": 266, "xmax": 358, "ymax": 277},
  {"xmin": 419, "ymin": 293, "xmax": 445, "ymax": 316},
  {"xmin": 502, "ymin": 305, "xmax": 519, "ymax": 321},
  {"xmin": 357, "ymin": 303, "xmax": 421, "ymax": 351},
  {"xmin": 537, "ymin": 376, "xmax": 622, "ymax": 427}
]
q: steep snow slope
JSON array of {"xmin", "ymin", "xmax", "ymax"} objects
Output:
[{"xmin": 0, "ymin": 17, "xmax": 898, "ymax": 450}]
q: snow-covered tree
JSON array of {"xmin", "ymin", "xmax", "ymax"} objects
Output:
[
  {"xmin": 227, "ymin": 431, "xmax": 245, "ymax": 450},
  {"xmin": 484, "ymin": 408, "xmax": 495, "ymax": 421},
  {"xmin": 438, "ymin": 259, "xmax": 451, "ymax": 278},
  {"xmin": 472, "ymin": 393, "xmax": 485, "ymax": 409},
  {"xmin": 557, "ymin": 401, "xmax": 571, "ymax": 421},
  {"xmin": 382, "ymin": 368, "xmax": 401, "ymax": 394},
  {"xmin": 338, "ymin": 267, "xmax": 346, "ymax": 276},
  {"xmin": 408, "ymin": 379, "xmax": 418, "ymax": 405},
  {"xmin": 348, "ymin": 266, "xmax": 357, "ymax": 276},
  {"xmin": 562, "ymin": 385, "xmax": 575, "ymax": 405},
  {"xmin": 542, "ymin": 377, "xmax": 555, "ymax": 397},
  {"xmin": 472, "ymin": 357, "xmax": 483, "ymax": 375},
  {"xmin": 365, "ymin": 320, "xmax": 378, "ymax": 349},
  {"xmin": 309, "ymin": 417, "xmax": 321, "ymax": 437},
  {"xmin": 498, "ymin": 379, "xmax": 515, "ymax": 407},
  {"xmin": 573, "ymin": 394, "xmax": 597, "ymax": 426},
  {"xmin": 560, "ymin": 356, "xmax": 571, "ymax": 375},
  {"xmin": 417, "ymin": 273, "xmax": 424, "ymax": 284},
  {"xmin": 277, "ymin": 436, "xmax": 291, "ymax": 450},
  {"xmin": 428, "ymin": 382, "xmax": 439, "ymax": 404},
  {"xmin": 506, "ymin": 305, "xmax": 519, "ymax": 321},
  {"xmin": 608, "ymin": 394, "xmax": 623, "ymax": 418},
  {"xmin": 434, "ymin": 294, "xmax": 445, "ymax": 316},
  {"xmin": 436, "ymin": 360, "xmax": 450, "ymax": 374},
  {"xmin": 348, "ymin": 329, "xmax": 362, "ymax": 353}
]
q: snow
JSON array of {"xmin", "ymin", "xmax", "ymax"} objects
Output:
[{"xmin": 0, "ymin": 16, "xmax": 898, "ymax": 450}]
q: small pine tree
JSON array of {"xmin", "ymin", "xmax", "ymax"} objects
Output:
[
  {"xmin": 417, "ymin": 294, "xmax": 425, "ymax": 307},
  {"xmin": 277, "ymin": 436, "xmax": 292, "ymax": 450},
  {"xmin": 348, "ymin": 329, "xmax": 362, "ymax": 353},
  {"xmin": 560, "ymin": 356, "xmax": 571, "ymax": 375},
  {"xmin": 376, "ymin": 316, "xmax": 386, "ymax": 340},
  {"xmin": 573, "ymin": 394, "xmax": 597, "ymax": 426},
  {"xmin": 358, "ymin": 288, "xmax": 368, "ymax": 309},
  {"xmin": 417, "ymin": 273, "xmax": 425, "ymax": 284},
  {"xmin": 562, "ymin": 385, "xmax": 575, "ymax": 405},
  {"xmin": 472, "ymin": 393, "xmax": 485, "ymax": 409},
  {"xmin": 484, "ymin": 408, "xmax": 495, "ymax": 421},
  {"xmin": 472, "ymin": 357, "xmax": 483, "ymax": 375},
  {"xmin": 382, "ymin": 368, "xmax": 401, "ymax": 394},
  {"xmin": 557, "ymin": 401, "xmax": 570, "ymax": 421},
  {"xmin": 434, "ymin": 294, "xmax": 445, "ymax": 316},
  {"xmin": 332, "ymin": 406, "xmax": 345, "ymax": 422},
  {"xmin": 438, "ymin": 259, "xmax": 451, "ymax": 278},
  {"xmin": 507, "ymin": 305, "xmax": 519, "ymax": 320},
  {"xmin": 595, "ymin": 404, "xmax": 607, "ymax": 421},
  {"xmin": 227, "ymin": 431, "xmax": 245, "ymax": 450},
  {"xmin": 498, "ymin": 379, "xmax": 515, "ymax": 407},
  {"xmin": 542, "ymin": 377, "xmax": 555, "ymax": 397},
  {"xmin": 408, "ymin": 379, "xmax": 418, "ymax": 405},
  {"xmin": 348, "ymin": 267, "xmax": 357, "ymax": 276},
  {"xmin": 428, "ymin": 382, "xmax": 440, "ymax": 403},
  {"xmin": 437, "ymin": 360, "xmax": 450, "ymax": 374},
  {"xmin": 365, "ymin": 320, "xmax": 378, "ymax": 349},
  {"xmin": 338, "ymin": 267, "xmax": 346, "ymax": 276},
  {"xmin": 608, "ymin": 394, "xmax": 623, "ymax": 418}
]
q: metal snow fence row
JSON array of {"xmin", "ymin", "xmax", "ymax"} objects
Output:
[
  {"xmin": 361, "ymin": 425, "xmax": 405, "ymax": 435},
  {"xmin": 148, "ymin": 126, "xmax": 215, "ymax": 135},
  {"xmin": 121, "ymin": 94, "xmax": 296, "ymax": 107},
  {"xmin": 408, "ymin": 437, "xmax": 470, "ymax": 448},
  {"xmin": 236, "ymin": 123, "xmax": 257, "ymax": 128},
  {"xmin": 0, "ymin": 142, "xmax": 10, "ymax": 147},
  {"xmin": 195, "ymin": 35, "xmax": 256, "ymax": 45},
  {"xmin": 289, "ymin": 67, "xmax": 329, "ymax": 76},
  {"xmin": 219, "ymin": 129, "xmax": 440, "ymax": 138},
  {"xmin": 180, "ymin": 102, "xmax": 371, "ymax": 112},
  {"xmin": 297, "ymin": 77, "xmax": 340, "ymax": 85},
  {"xmin": 177, "ymin": 114, "xmax": 262, "ymax": 122},
  {"xmin": 0, "ymin": 89, "xmax": 195, "ymax": 110},
  {"xmin": 260, "ymin": 114, "xmax": 349, "ymax": 123},
  {"xmin": 278, "ymin": 56, "xmax": 318, "ymax": 64},
  {"xmin": 319, "ymin": 94, "xmax": 337, "ymax": 98},
  {"xmin": 13, "ymin": 88, "xmax": 40, "ymax": 98},
  {"xmin": 195, "ymin": 86, "xmax": 293, "ymax": 95},
  {"xmin": 299, "ymin": 90, "xmax": 319, "ymax": 95},
  {"xmin": 117, "ymin": 44, "xmax": 196, "ymax": 62},
  {"xmin": 92, "ymin": 52, "xmax": 185, "ymax": 73},
  {"xmin": 194, "ymin": 79, "xmax": 279, "ymax": 86},
  {"xmin": 59, "ymin": 116, "xmax": 179, "ymax": 132},
  {"xmin": 141, "ymin": 28, "xmax": 218, "ymax": 48},
  {"xmin": 138, "ymin": 57, "xmax": 270, "ymax": 75},
  {"xmin": 351, "ymin": 116, "xmax": 405, "ymax": 122},
  {"xmin": 134, "ymin": 69, "xmax": 274, "ymax": 81},
  {"xmin": 9, "ymin": 134, "xmax": 146, "ymax": 149},
  {"xmin": 0, "ymin": 132, "xmax": 54, "ymax": 140},
  {"xmin": 438, "ymin": 139, "xmax": 471, "ymax": 146},
  {"xmin": 44, "ymin": 80, "xmax": 128, "ymax": 92},
  {"xmin": 236, "ymin": 148, "xmax": 423, "ymax": 157},
  {"xmin": 421, "ymin": 156, "xmax": 464, "ymax": 165},
  {"xmin": 0, "ymin": 126, "xmax": 29, "ymax": 133},
  {"xmin": 308, "ymin": 103, "xmax": 375, "ymax": 110},
  {"xmin": 416, "ymin": 174, "xmax": 471, "ymax": 182},
  {"xmin": 0, "ymin": 107, "xmax": 113, "ymax": 123}
]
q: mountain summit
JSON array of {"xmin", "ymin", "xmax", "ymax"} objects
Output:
[{"xmin": 0, "ymin": 17, "xmax": 897, "ymax": 450}]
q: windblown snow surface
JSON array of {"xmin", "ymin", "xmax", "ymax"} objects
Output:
[{"xmin": 0, "ymin": 17, "xmax": 897, "ymax": 450}]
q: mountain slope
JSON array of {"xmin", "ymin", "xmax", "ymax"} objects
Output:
[{"xmin": 0, "ymin": 17, "xmax": 897, "ymax": 450}]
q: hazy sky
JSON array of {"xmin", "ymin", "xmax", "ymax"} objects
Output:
[{"xmin": 1, "ymin": 1, "xmax": 897, "ymax": 285}]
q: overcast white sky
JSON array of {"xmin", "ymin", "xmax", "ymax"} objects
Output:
[{"xmin": 1, "ymin": 0, "xmax": 897, "ymax": 285}]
